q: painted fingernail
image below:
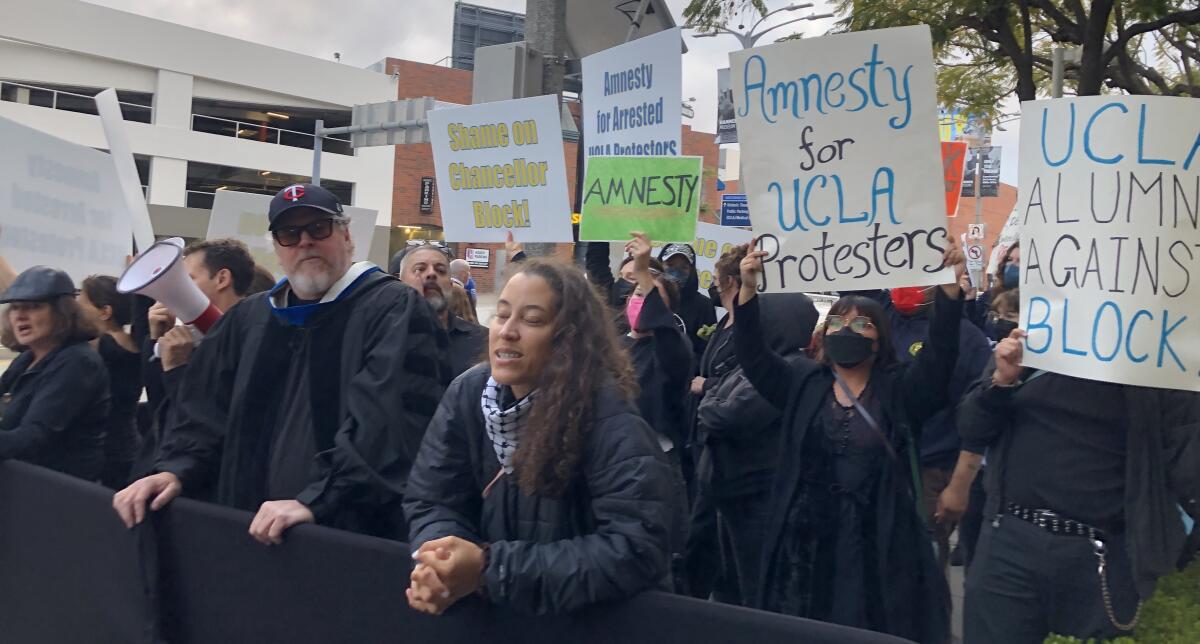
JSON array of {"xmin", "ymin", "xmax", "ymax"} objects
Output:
[
  {"xmin": 411, "ymin": 550, "xmax": 419, "ymax": 560},
  {"xmin": 441, "ymin": 590, "xmax": 450, "ymax": 599}
]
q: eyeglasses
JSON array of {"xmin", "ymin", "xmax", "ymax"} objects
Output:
[
  {"xmin": 825, "ymin": 315, "xmax": 876, "ymax": 335},
  {"xmin": 272, "ymin": 219, "xmax": 339, "ymax": 247},
  {"xmin": 405, "ymin": 239, "xmax": 452, "ymax": 258},
  {"xmin": 988, "ymin": 311, "xmax": 1020, "ymax": 323}
]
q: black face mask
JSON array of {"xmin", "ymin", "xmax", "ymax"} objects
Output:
[
  {"xmin": 823, "ymin": 330, "xmax": 875, "ymax": 368},
  {"xmin": 613, "ymin": 280, "xmax": 636, "ymax": 306},
  {"xmin": 707, "ymin": 283, "xmax": 722, "ymax": 303},
  {"xmin": 993, "ymin": 319, "xmax": 1019, "ymax": 342}
]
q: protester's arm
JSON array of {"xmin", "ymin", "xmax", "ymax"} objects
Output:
[
  {"xmin": 935, "ymin": 450, "xmax": 984, "ymax": 524},
  {"xmin": 294, "ymin": 288, "xmax": 448, "ymax": 524},
  {"xmin": 0, "ymin": 254, "xmax": 17, "ymax": 294},
  {"xmin": 0, "ymin": 353, "xmax": 107, "ymax": 459},
  {"xmin": 1162, "ymin": 390, "xmax": 1200, "ymax": 521},
  {"xmin": 481, "ymin": 414, "xmax": 671, "ymax": 614},
  {"xmin": 403, "ymin": 378, "xmax": 484, "ymax": 547},
  {"xmin": 697, "ymin": 368, "xmax": 781, "ymax": 439},
  {"xmin": 154, "ymin": 310, "xmax": 240, "ymax": 492},
  {"xmin": 732, "ymin": 246, "xmax": 798, "ymax": 410},
  {"xmin": 584, "ymin": 241, "xmax": 615, "ymax": 291},
  {"xmin": 504, "ymin": 231, "xmax": 527, "ymax": 264}
]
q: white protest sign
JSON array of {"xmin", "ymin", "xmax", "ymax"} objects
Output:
[
  {"xmin": 987, "ymin": 207, "xmax": 1021, "ymax": 276},
  {"xmin": 582, "ymin": 27, "xmax": 682, "ymax": 161},
  {"xmin": 730, "ymin": 25, "xmax": 953, "ymax": 293},
  {"xmin": 0, "ymin": 116, "xmax": 132, "ymax": 284},
  {"xmin": 428, "ymin": 95, "xmax": 573, "ymax": 243},
  {"xmin": 206, "ymin": 190, "xmax": 377, "ymax": 278},
  {"xmin": 95, "ymin": 89, "xmax": 155, "ymax": 253},
  {"xmin": 1018, "ymin": 96, "xmax": 1200, "ymax": 391}
]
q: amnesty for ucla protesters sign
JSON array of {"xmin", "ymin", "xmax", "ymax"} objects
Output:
[
  {"xmin": 1019, "ymin": 96, "xmax": 1200, "ymax": 392},
  {"xmin": 428, "ymin": 95, "xmax": 573, "ymax": 242},
  {"xmin": 730, "ymin": 25, "xmax": 952, "ymax": 293}
]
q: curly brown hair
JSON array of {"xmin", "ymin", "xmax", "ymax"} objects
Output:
[
  {"xmin": 713, "ymin": 244, "xmax": 747, "ymax": 284},
  {"xmin": 509, "ymin": 258, "xmax": 638, "ymax": 498},
  {"xmin": 0, "ymin": 295, "xmax": 99, "ymax": 352}
]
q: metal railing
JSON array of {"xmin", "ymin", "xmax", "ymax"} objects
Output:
[
  {"xmin": 190, "ymin": 113, "xmax": 353, "ymax": 155},
  {"xmin": 0, "ymin": 80, "xmax": 151, "ymax": 122}
]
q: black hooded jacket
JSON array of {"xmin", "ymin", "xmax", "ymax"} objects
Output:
[
  {"xmin": 584, "ymin": 242, "xmax": 716, "ymax": 363},
  {"xmin": 697, "ymin": 293, "xmax": 817, "ymax": 500},
  {"xmin": 404, "ymin": 365, "xmax": 674, "ymax": 614},
  {"xmin": 156, "ymin": 268, "xmax": 448, "ymax": 539},
  {"xmin": 622, "ymin": 287, "xmax": 693, "ymax": 450},
  {"xmin": 0, "ymin": 339, "xmax": 111, "ymax": 481}
]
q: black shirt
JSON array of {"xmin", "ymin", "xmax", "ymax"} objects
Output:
[
  {"xmin": 1003, "ymin": 372, "xmax": 1127, "ymax": 529},
  {"xmin": 267, "ymin": 294, "xmax": 320, "ymax": 499}
]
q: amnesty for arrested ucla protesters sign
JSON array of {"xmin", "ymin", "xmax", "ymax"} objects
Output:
[
  {"xmin": 579, "ymin": 155, "xmax": 702, "ymax": 243},
  {"xmin": 428, "ymin": 95, "xmax": 572, "ymax": 242},
  {"xmin": 0, "ymin": 116, "xmax": 131, "ymax": 283},
  {"xmin": 730, "ymin": 25, "xmax": 953, "ymax": 293},
  {"xmin": 582, "ymin": 27, "xmax": 682, "ymax": 161},
  {"xmin": 1018, "ymin": 96, "xmax": 1200, "ymax": 392}
]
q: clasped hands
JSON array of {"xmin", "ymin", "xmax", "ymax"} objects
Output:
[{"xmin": 406, "ymin": 536, "xmax": 487, "ymax": 615}]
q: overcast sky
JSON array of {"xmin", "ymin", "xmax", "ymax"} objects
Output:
[{"xmin": 83, "ymin": 0, "xmax": 1019, "ymax": 185}]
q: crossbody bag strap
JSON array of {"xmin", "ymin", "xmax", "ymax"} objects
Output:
[{"xmin": 833, "ymin": 372, "xmax": 923, "ymax": 509}]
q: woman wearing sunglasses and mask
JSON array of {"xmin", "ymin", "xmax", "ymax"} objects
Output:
[
  {"xmin": 733, "ymin": 239, "xmax": 966, "ymax": 643},
  {"xmin": 403, "ymin": 258, "xmax": 674, "ymax": 615}
]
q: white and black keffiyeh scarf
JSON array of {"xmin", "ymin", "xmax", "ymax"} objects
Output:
[{"xmin": 481, "ymin": 377, "xmax": 536, "ymax": 474}]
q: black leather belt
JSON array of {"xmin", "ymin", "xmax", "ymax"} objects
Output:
[{"xmin": 1005, "ymin": 502, "xmax": 1113, "ymax": 540}]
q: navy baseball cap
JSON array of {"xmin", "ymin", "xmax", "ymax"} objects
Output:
[{"xmin": 268, "ymin": 183, "xmax": 344, "ymax": 229}]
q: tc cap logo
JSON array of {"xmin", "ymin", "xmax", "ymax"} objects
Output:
[{"xmin": 282, "ymin": 185, "xmax": 305, "ymax": 202}]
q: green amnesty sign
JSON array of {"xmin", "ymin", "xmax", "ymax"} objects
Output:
[{"xmin": 579, "ymin": 155, "xmax": 703, "ymax": 242}]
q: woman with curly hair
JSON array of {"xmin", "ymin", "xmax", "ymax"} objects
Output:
[{"xmin": 402, "ymin": 257, "xmax": 675, "ymax": 615}]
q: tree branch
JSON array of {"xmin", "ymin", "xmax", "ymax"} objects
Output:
[{"xmin": 1104, "ymin": 8, "xmax": 1200, "ymax": 64}]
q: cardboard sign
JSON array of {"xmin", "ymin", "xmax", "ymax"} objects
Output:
[
  {"xmin": 988, "ymin": 207, "xmax": 1021, "ymax": 276},
  {"xmin": 730, "ymin": 25, "xmax": 953, "ymax": 293},
  {"xmin": 428, "ymin": 95, "xmax": 573, "ymax": 243},
  {"xmin": 1018, "ymin": 96, "xmax": 1200, "ymax": 391},
  {"xmin": 579, "ymin": 155, "xmax": 702, "ymax": 243},
  {"xmin": 942, "ymin": 141, "xmax": 968, "ymax": 216},
  {"xmin": 0, "ymin": 116, "xmax": 132, "ymax": 284},
  {"xmin": 582, "ymin": 27, "xmax": 683, "ymax": 160},
  {"xmin": 206, "ymin": 190, "xmax": 377, "ymax": 278},
  {"xmin": 720, "ymin": 194, "xmax": 750, "ymax": 227}
]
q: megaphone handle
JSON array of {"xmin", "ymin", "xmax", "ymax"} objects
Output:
[{"xmin": 187, "ymin": 303, "xmax": 223, "ymax": 334}]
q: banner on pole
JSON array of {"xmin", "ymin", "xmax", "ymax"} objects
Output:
[
  {"xmin": 427, "ymin": 95, "xmax": 573, "ymax": 242},
  {"xmin": 579, "ymin": 155, "xmax": 702, "ymax": 243},
  {"xmin": 1018, "ymin": 96, "xmax": 1200, "ymax": 391},
  {"xmin": 716, "ymin": 68, "xmax": 737, "ymax": 144},
  {"xmin": 730, "ymin": 25, "xmax": 952, "ymax": 293},
  {"xmin": 0, "ymin": 116, "xmax": 132, "ymax": 284},
  {"xmin": 942, "ymin": 141, "xmax": 968, "ymax": 216},
  {"xmin": 582, "ymin": 27, "xmax": 682, "ymax": 161},
  {"xmin": 961, "ymin": 146, "xmax": 1002, "ymax": 197}
]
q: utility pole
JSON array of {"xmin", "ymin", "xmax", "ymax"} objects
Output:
[{"xmin": 525, "ymin": 0, "xmax": 567, "ymax": 100}]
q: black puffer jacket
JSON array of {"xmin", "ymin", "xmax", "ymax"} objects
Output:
[
  {"xmin": 698, "ymin": 293, "xmax": 817, "ymax": 500},
  {"xmin": 0, "ymin": 340, "xmax": 111, "ymax": 480},
  {"xmin": 403, "ymin": 365, "xmax": 674, "ymax": 615}
]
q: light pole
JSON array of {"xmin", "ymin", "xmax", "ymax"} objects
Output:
[{"xmin": 686, "ymin": 3, "xmax": 834, "ymax": 49}]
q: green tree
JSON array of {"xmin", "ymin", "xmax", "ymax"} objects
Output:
[{"xmin": 683, "ymin": 0, "xmax": 1200, "ymax": 120}]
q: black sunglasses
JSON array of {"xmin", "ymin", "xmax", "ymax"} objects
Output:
[{"xmin": 272, "ymin": 218, "xmax": 339, "ymax": 247}]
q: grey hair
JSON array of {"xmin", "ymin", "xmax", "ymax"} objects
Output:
[{"xmin": 449, "ymin": 259, "xmax": 470, "ymax": 274}]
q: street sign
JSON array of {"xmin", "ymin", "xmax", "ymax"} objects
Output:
[
  {"xmin": 465, "ymin": 248, "xmax": 490, "ymax": 268},
  {"xmin": 968, "ymin": 223, "xmax": 986, "ymax": 239},
  {"xmin": 720, "ymin": 194, "xmax": 750, "ymax": 227},
  {"xmin": 966, "ymin": 242, "xmax": 985, "ymax": 272},
  {"xmin": 348, "ymin": 97, "xmax": 435, "ymax": 147},
  {"xmin": 420, "ymin": 177, "xmax": 434, "ymax": 213}
]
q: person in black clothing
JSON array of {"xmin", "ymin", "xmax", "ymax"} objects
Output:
[
  {"xmin": 958, "ymin": 327, "xmax": 1200, "ymax": 643},
  {"xmin": 0, "ymin": 266, "xmax": 111, "ymax": 481},
  {"xmin": 886, "ymin": 284, "xmax": 992, "ymax": 573},
  {"xmin": 965, "ymin": 242, "xmax": 1019, "ymax": 336},
  {"xmin": 733, "ymin": 239, "xmax": 965, "ymax": 643},
  {"xmin": 78, "ymin": 275, "xmax": 142, "ymax": 489},
  {"xmin": 659, "ymin": 243, "xmax": 718, "ymax": 364},
  {"xmin": 113, "ymin": 184, "xmax": 448, "ymax": 544},
  {"xmin": 697, "ymin": 290, "xmax": 818, "ymax": 608},
  {"xmin": 132, "ymin": 238, "xmax": 256, "ymax": 480},
  {"xmin": 393, "ymin": 242, "xmax": 487, "ymax": 379},
  {"xmin": 403, "ymin": 258, "xmax": 674, "ymax": 615},
  {"xmin": 621, "ymin": 232, "xmax": 693, "ymax": 591}
]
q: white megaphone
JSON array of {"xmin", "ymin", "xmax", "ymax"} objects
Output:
[{"xmin": 117, "ymin": 240, "xmax": 222, "ymax": 333}]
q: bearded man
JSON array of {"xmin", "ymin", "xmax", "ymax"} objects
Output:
[{"xmin": 114, "ymin": 184, "xmax": 448, "ymax": 543}]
